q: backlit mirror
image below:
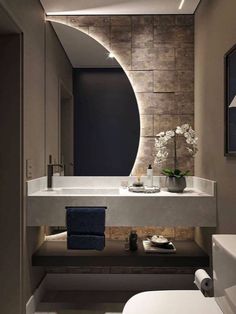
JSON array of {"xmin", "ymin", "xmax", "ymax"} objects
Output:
[{"xmin": 51, "ymin": 22, "xmax": 140, "ymax": 175}]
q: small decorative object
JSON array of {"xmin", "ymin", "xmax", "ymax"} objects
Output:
[
  {"xmin": 129, "ymin": 230, "xmax": 138, "ymax": 251},
  {"xmin": 132, "ymin": 176, "xmax": 143, "ymax": 187},
  {"xmin": 128, "ymin": 186, "xmax": 160, "ymax": 193},
  {"xmin": 155, "ymin": 124, "xmax": 198, "ymax": 193},
  {"xmin": 150, "ymin": 235, "xmax": 169, "ymax": 247},
  {"xmin": 146, "ymin": 164, "xmax": 153, "ymax": 187}
]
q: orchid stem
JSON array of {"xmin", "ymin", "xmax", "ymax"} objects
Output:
[{"xmin": 174, "ymin": 133, "xmax": 177, "ymax": 170}]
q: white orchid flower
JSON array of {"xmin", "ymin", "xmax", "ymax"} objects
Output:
[{"xmin": 176, "ymin": 126, "xmax": 184, "ymax": 134}]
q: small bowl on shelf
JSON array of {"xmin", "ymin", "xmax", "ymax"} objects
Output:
[{"xmin": 150, "ymin": 235, "xmax": 170, "ymax": 247}]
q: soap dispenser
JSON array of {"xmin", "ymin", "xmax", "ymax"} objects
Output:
[{"xmin": 147, "ymin": 164, "xmax": 153, "ymax": 187}]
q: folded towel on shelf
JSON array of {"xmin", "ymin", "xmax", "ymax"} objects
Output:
[
  {"xmin": 67, "ymin": 234, "xmax": 105, "ymax": 250},
  {"xmin": 66, "ymin": 207, "xmax": 106, "ymax": 236}
]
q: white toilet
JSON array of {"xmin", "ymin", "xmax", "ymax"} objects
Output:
[{"xmin": 122, "ymin": 235, "xmax": 236, "ymax": 314}]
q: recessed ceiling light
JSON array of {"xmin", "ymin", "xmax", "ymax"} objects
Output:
[{"xmin": 179, "ymin": 0, "xmax": 185, "ymax": 10}]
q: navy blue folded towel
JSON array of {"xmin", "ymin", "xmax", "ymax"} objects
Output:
[
  {"xmin": 66, "ymin": 207, "xmax": 106, "ymax": 250},
  {"xmin": 67, "ymin": 234, "xmax": 105, "ymax": 250},
  {"xmin": 66, "ymin": 207, "xmax": 106, "ymax": 236}
]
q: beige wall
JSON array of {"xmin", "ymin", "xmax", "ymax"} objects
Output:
[
  {"xmin": 0, "ymin": 0, "xmax": 72, "ymax": 312},
  {"xmin": 195, "ymin": 0, "xmax": 236, "ymax": 251}
]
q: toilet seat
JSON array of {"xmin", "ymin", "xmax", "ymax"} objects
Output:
[{"xmin": 122, "ymin": 290, "xmax": 223, "ymax": 314}]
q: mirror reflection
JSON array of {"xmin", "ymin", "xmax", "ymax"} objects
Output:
[{"xmin": 51, "ymin": 22, "xmax": 140, "ymax": 176}]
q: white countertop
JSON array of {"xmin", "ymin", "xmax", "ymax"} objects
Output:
[
  {"xmin": 29, "ymin": 187, "xmax": 212, "ymax": 197},
  {"xmin": 27, "ymin": 176, "xmax": 217, "ymax": 227}
]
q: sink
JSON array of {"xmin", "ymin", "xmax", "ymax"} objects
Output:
[{"xmin": 43, "ymin": 188, "xmax": 120, "ymax": 195}]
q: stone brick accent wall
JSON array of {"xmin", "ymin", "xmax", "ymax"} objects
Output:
[
  {"xmin": 47, "ymin": 14, "xmax": 194, "ymax": 176},
  {"xmin": 47, "ymin": 15, "xmax": 194, "ymax": 242}
]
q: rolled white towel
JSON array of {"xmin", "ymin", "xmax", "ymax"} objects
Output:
[{"xmin": 45, "ymin": 231, "xmax": 67, "ymax": 241}]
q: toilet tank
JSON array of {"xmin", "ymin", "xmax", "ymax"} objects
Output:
[{"xmin": 213, "ymin": 235, "xmax": 236, "ymax": 314}]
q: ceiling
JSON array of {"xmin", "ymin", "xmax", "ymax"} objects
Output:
[
  {"xmin": 52, "ymin": 22, "xmax": 120, "ymax": 68},
  {"xmin": 40, "ymin": 0, "xmax": 201, "ymax": 15}
]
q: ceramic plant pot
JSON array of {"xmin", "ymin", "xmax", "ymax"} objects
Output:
[{"xmin": 166, "ymin": 176, "xmax": 186, "ymax": 193}]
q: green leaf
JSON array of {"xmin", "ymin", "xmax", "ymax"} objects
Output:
[
  {"xmin": 173, "ymin": 169, "xmax": 181, "ymax": 175},
  {"xmin": 180, "ymin": 170, "xmax": 190, "ymax": 177},
  {"xmin": 161, "ymin": 168, "xmax": 174, "ymax": 176},
  {"xmin": 162, "ymin": 168, "xmax": 190, "ymax": 178}
]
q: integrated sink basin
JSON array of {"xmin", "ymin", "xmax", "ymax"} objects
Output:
[
  {"xmin": 27, "ymin": 176, "xmax": 217, "ymax": 227},
  {"xmin": 43, "ymin": 188, "xmax": 120, "ymax": 196}
]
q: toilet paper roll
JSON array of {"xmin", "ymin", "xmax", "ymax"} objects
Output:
[{"xmin": 194, "ymin": 269, "xmax": 213, "ymax": 292}]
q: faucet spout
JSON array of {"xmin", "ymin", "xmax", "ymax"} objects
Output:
[{"xmin": 47, "ymin": 155, "xmax": 64, "ymax": 190}]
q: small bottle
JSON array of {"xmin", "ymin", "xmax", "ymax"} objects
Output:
[
  {"xmin": 129, "ymin": 230, "xmax": 138, "ymax": 251},
  {"xmin": 147, "ymin": 164, "xmax": 153, "ymax": 187}
]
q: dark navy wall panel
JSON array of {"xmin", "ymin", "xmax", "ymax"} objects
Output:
[{"xmin": 74, "ymin": 68, "xmax": 140, "ymax": 176}]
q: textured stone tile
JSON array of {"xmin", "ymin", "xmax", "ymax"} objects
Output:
[
  {"xmin": 154, "ymin": 24, "xmax": 194, "ymax": 45},
  {"xmin": 178, "ymin": 114, "xmax": 194, "ymax": 127},
  {"xmin": 132, "ymin": 16, "xmax": 153, "ymax": 25},
  {"xmin": 111, "ymin": 16, "xmax": 131, "ymax": 25},
  {"xmin": 161, "ymin": 157, "xmax": 175, "ymax": 171},
  {"xmin": 155, "ymin": 45, "xmax": 175, "ymax": 70},
  {"xmin": 175, "ymin": 92, "xmax": 194, "ymax": 114},
  {"xmin": 175, "ymin": 15, "xmax": 194, "ymax": 26},
  {"xmin": 153, "ymin": 16, "xmax": 159, "ymax": 26},
  {"xmin": 177, "ymin": 157, "xmax": 194, "ymax": 174},
  {"xmin": 177, "ymin": 71, "xmax": 194, "ymax": 92},
  {"xmin": 69, "ymin": 16, "xmax": 110, "ymax": 26},
  {"xmin": 132, "ymin": 160, "xmax": 147, "ymax": 176},
  {"xmin": 77, "ymin": 26, "xmax": 89, "ymax": 34},
  {"xmin": 154, "ymin": 114, "xmax": 179, "ymax": 134},
  {"xmin": 132, "ymin": 24, "xmax": 153, "ymax": 48},
  {"xmin": 174, "ymin": 227, "xmax": 194, "ymax": 240},
  {"xmin": 175, "ymin": 25, "xmax": 194, "ymax": 43},
  {"xmin": 154, "ymin": 24, "xmax": 176, "ymax": 44},
  {"xmin": 127, "ymin": 71, "xmax": 153, "ymax": 92},
  {"xmin": 110, "ymin": 227, "xmax": 132, "ymax": 240},
  {"xmin": 140, "ymin": 114, "xmax": 154, "ymax": 136},
  {"xmin": 154, "ymin": 70, "xmax": 178, "ymax": 92},
  {"xmin": 111, "ymin": 26, "xmax": 131, "ymax": 44},
  {"xmin": 111, "ymin": 43, "xmax": 132, "ymax": 70},
  {"xmin": 88, "ymin": 26, "xmax": 110, "ymax": 48},
  {"xmin": 138, "ymin": 137, "xmax": 156, "ymax": 165},
  {"xmin": 176, "ymin": 135, "xmax": 191, "ymax": 157},
  {"xmin": 136, "ymin": 92, "xmax": 176, "ymax": 115},
  {"xmin": 136, "ymin": 227, "xmax": 175, "ymax": 239},
  {"xmin": 159, "ymin": 15, "xmax": 176, "ymax": 25},
  {"xmin": 105, "ymin": 226, "xmax": 111, "ymax": 239},
  {"xmin": 175, "ymin": 46, "xmax": 194, "ymax": 70},
  {"xmin": 132, "ymin": 48, "xmax": 155, "ymax": 70},
  {"xmin": 48, "ymin": 15, "xmax": 68, "ymax": 24}
]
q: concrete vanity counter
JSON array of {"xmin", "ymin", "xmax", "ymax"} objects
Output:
[{"xmin": 27, "ymin": 176, "xmax": 216, "ymax": 227}]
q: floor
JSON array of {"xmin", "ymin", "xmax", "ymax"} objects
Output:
[{"xmin": 34, "ymin": 290, "xmax": 133, "ymax": 314}]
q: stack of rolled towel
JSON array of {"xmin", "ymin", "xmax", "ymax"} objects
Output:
[{"xmin": 66, "ymin": 207, "xmax": 106, "ymax": 250}]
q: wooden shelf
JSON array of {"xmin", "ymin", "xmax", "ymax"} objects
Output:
[{"xmin": 32, "ymin": 240, "xmax": 209, "ymax": 269}]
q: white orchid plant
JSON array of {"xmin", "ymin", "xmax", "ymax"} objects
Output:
[{"xmin": 155, "ymin": 124, "xmax": 198, "ymax": 178}]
